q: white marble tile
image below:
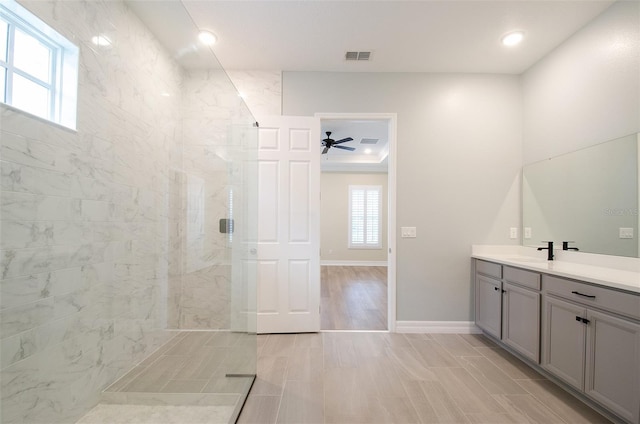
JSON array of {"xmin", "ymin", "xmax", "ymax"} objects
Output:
[
  {"xmin": 1, "ymin": 160, "xmax": 71, "ymax": 197},
  {"xmin": 0, "ymin": 191, "xmax": 73, "ymax": 221},
  {"xmin": 76, "ymin": 403, "xmax": 236, "ymax": 424},
  {"xmin": 0, "ymin": 130, "xmax": 74, "ymax": 173},
  {"xmin": 227, "ymin": 70, "xmax": 282, "ymax": 117},
  {"xmin": 0, "ymin": 220, "xmax": 93, "ymax": 249}
]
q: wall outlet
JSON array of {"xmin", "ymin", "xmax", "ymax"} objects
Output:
[
  {"xmin": 509, "ymin": 227, "xmax": 518, "ymax": 239},
  {"xmin": 619, "ymin": 227, "xmax": 634, "ymax": 239},
  {"xmin": 524, "ymin": 227, "xmax": 532, "ymax": 239},
  {"xmin": 401, "ymin": 227, "xmax": 416, "ymax": 238}
]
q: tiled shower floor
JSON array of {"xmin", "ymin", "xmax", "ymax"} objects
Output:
[{"xmin": 76, "ymin": 331, "xmax": 256, "ymax": 424}]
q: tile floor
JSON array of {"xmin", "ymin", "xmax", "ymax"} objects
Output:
[
  {"xmin": 238, "ymin": 332, "xmax": 612, "ymax": 424},
  {"xmin": 77, "ymin": 331, "xmax": 613, "ymax": 424},
  {"xmin": 321, "ymin": 266, "xmax": 388, "ymax": 331}
]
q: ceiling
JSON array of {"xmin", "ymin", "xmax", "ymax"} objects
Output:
[
  {"xmin": 126, "ymin": 0, "xmax": 615, "ymax": 171},
  {"xmin": 127, "ymin": 0, "xmax": 614, "ymax": 74},
  {"xmin": 320, "ymin": 119, "xmax": 389, "ymax": 172}
]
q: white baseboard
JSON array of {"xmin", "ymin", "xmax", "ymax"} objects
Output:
[
  {"xmin": 320, "ymin": 260, "xmax": 388, "ymax": 266},
  {"xmin": 395, "ymin": 321, "xmax": 482, "ymax": 334}
]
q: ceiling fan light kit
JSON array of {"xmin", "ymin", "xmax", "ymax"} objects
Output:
[{"xmin": 321, "ymin": 131, "xmax": 355, "ymax": 154}]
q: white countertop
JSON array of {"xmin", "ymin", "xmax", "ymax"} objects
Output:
[{"xmin": 471, "ymin": 245, "xmax": 640, "ymax": 294}]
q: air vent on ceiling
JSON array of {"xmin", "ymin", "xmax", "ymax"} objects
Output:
[
  {"xmin": 345, "ymin": 51, "xmax": 371, "ymax": 61},
  {"xmin": 360, "ymin": 138, "xmax": 379, "ymax": 144}
]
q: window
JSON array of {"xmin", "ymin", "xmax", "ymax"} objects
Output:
[
  {"xmin": 349, "ymin": 185, "xmax": 382, "ymax": 249},
  {"xmin": 0, "ymin": 0, "xmax": 78, "ymax": 129}
]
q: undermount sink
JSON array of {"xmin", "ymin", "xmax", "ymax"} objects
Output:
[{"xmin": 504, "ymin": 256, "xmax": 548, "ymax": 263}]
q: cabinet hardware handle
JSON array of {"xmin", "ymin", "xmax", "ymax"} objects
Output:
[
  {"xmin": 571, "ymin": 291, "xmax": 595, "ymax": 299},
  {"xmin": 582, "ymin": 318, "xmax": 590, "ymax": 324},
  {"xmin": 575, "ymin": 316, "xmax": 582, "ymax": 322},
  {"xmin": 494, "ymin": 287, "xmax": 500, "ymax": 291}
]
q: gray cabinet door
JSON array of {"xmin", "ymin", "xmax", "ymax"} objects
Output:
[
  {"xmin": 542, "ymin": 295, "xmax": 586, "ymax": 391},
  {"xmin": 585, "ymin": 309, "xmax": 640, "ymax": 424},
  {"xmin": 476, "ymin": 274, "xmax": 502, "ymax": 339},
  {"xmin": 502, "ymin": 282, "xmax": 540, "ymax": 363}
]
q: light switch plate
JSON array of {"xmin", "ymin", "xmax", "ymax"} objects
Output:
[
  {"xmin": 619, "ymin": 227, "xmax": 634, "ymax": 239},
  {"xmin": 509, "ymin": 227, "xmax": 518, "ymax": 239},
  {"xmin": 401, "ymin": 227, "xmax": 416, "ymax": 238},
  {"xmin": 524, "ymin": 227, "xmax": 532, "ymax": 239}
]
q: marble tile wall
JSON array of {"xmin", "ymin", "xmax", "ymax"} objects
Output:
[
  {"xmin": 169, "ymin": 69, "xmax": 256, "ymax": 330},
  {"xmin": 0, "ymin": 0, "xmax": 184, "ymax": 422},
  {"xmin": 226, "ymin": 70, "xmax": 283, "ymax": 118}
]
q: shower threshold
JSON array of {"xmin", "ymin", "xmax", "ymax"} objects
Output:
[{"xmin": 78, "ymin": 331, "xmax": 256, "ymax": 424}]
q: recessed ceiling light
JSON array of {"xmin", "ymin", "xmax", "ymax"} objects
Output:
[
  {"xmin": 364, "ymin": 148, "xmax": 372, "ymax": 154},
  {"xmin": 91, "ymin": 35, "xmax": 111, "ymax": 47},
  {"xmin": 198, "ymin": 30, "xmax": 217, "ymax": 46},
  {"xmin": 501, "ymin": 31, "xmax": 524, "ymax": 47}
]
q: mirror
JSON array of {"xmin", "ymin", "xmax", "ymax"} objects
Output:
[{"xmin": 522, "ymin": 133, "xmax": 639, "ymax": 257}]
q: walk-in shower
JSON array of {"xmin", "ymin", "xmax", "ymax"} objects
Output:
[{"xmin": 0, "ymin": 1, "xmax": 257, "ymax": 422}]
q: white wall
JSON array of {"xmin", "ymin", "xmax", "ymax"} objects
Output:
[
  {"xmin": 522, "ymin": 1, "xmax": 640, "ymax": 164},
  {"xmin": 284, "ymin": 72, "xmax": 522, "ymax": 321},
  {"xmin": 320, "ymin": 172, "xmax": 388, "ymax": 264}
]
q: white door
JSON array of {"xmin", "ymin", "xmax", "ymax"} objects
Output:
[{"xmin": 256, "ymin": 116, "xmax": 320, "ymax": 333}]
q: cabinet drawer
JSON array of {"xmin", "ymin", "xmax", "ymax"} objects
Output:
[
  {"xmin": 543, "ymin": 275, "xmax": 640, "ymax": 320},
  {"xmin": 504, "ymin": 266, "xmax": 540, "ymax": 291},
  {"xmin": 476, "ymin": 260, "xmax": 502, "ymax": 279}
]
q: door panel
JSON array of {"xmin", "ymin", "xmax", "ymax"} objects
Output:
[
  {"xmin": 256, "ymin": 116, "xmax": 320, "ymax": 333},
  {"xmin": 257, "ymin": 161, "xmax": 279, "ymax": 242},
  {"xmin": 502, "ymin": 282, "xmax": 540, "ymax": 363},
  {"xmin": 542, "ymin": 296, "xmax": 586, "ymax": 391},
  {"xmin": 585, "ymin": 309, "xmax": 640, "ymax": 423},
  {"xmin": 475, "ymin": 274, "xmax": 502, "ymax": 339}
]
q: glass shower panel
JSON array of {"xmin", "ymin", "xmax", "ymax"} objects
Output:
[{"xmin": 96, "ymin": 0, "xmax": 257, "ymax": 422}]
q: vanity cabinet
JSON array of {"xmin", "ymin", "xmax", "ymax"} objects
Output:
[
  {"xmin": 473, "ymin": 258, "xmax": 640, "ymax": 423},
  {"xmin": 474, "ymin": 261, "xmax": 541, "ymax": 362},
  {"xmin": 542, "ymin": 275, "xmax": 640, "ymax": 424},
  {"xmin": 475, "ymin": 260, "xmax": 502, "ymax": 339}
]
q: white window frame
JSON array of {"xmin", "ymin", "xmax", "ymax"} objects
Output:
[
  {"xmin": 0, "ymin": 0, "xmax": 78, "ymax": 129},
  {"xmin": 348, "ymin": 185, "xmax": 382, "ymax": 249}
]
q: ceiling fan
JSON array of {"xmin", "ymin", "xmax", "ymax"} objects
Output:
[{"xmin": 322, "ymin": 131, "xmax": 354, "ymax": 154}]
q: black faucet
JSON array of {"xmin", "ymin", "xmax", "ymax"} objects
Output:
[
  {"xmin": 562, "ymin": 241, "xmax": 579, "ymax": 251},
  {"xmin": 537, "ymin": 241, "xmax": 554, "ymax": 260}
]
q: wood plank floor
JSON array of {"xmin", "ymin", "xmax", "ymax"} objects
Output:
[
  {"xmin": 238, "ymin": 332, "xmax": 612, "ymax": 424},
  {"xmin": 321, "ymin": 266, "xmax": 387, "ymax": 331}
]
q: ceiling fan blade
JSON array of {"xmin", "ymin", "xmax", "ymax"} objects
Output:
[
  {"xmin": 322, "ymin": 147, "xmax": 329, "ymax": 154},
  {"xmin": 334, "ymin": 137, "xmax": 353, "ymax": 144},
  {"xmin": 333, "ymin": 145, "xmax": 355, "ymax": 151}
]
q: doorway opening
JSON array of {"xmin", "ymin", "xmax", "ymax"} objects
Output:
[{"xmin": 316, "ymin": 113, "xmax": 397, "ymax": 332}]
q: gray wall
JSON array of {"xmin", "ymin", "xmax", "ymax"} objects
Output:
[
  {"xmin": 522, "ymin": 1, "xmax": 640, "ymax": 164},
  {"xmin": 284, "ymin": 73, "xmax": 522, "ymax": 321}
]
